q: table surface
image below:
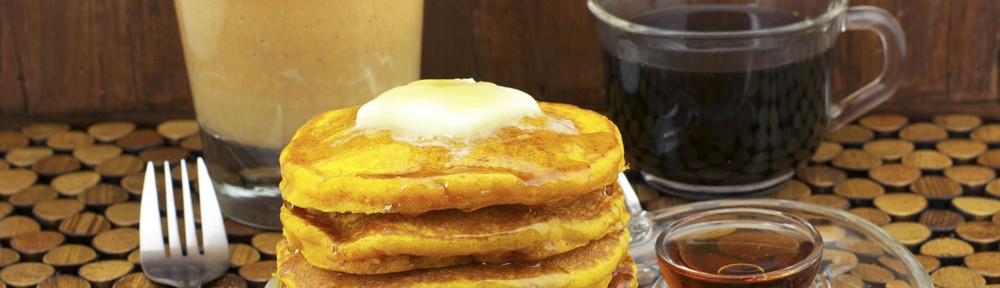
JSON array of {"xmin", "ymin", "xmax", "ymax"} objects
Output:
[{"xmin": 0, "ymin": 114, "xmax": 997, "ymax": 287}]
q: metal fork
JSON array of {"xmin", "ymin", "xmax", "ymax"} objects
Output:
[{"xmin": 140, "ymin": 157, "xmax": 230, "ymax": 288}]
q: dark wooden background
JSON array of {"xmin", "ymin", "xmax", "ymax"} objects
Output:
[{"xmin": 0, "ymin": 0, "xmax": 998, "ymax": 127}]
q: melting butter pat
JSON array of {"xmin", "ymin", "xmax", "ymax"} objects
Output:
[{"xmin": 355, "ymin": 79, "xmax": 542, "ymax": 139}]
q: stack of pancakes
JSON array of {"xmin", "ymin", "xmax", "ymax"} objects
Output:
[{"xmin": 275, "ymin": 97, "xmax": 635, "ymax": 287}]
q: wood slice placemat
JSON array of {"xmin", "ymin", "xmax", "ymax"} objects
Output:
[{"xmin": 2, "ymin": 115, "xmax": 1000, "ymax": 287}]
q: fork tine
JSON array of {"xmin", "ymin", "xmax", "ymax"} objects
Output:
[
  {"xmin": 139, "ymin": 162, "xmax": 165, "ymax": 260},
  {"xmin": 163, "ymin": 161, "xmax": 183, "ymax": 258},
  {"xmin": 196, "ymin": 157, "xmax": 229, "ymax": 257},
  {"xmin": 180, "ymin": 159, "xmax": 199, "ymax": 256}
]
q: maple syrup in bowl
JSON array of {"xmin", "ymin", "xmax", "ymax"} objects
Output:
[{"xmin": 655, "ymin": 208, "xmax": 822, "ymax": 288}]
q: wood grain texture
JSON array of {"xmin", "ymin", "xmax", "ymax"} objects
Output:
[{"xmin": 1, "ymin": 1, "xmax": 999, "ymax": 123}]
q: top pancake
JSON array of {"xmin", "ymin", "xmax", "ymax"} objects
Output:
[{"xmin": 280, "ymin": 102, "xmax": 625, "ymax": 213}]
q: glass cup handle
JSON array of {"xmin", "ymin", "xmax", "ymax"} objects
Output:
[{"xmin": 830, "ymin": 6, "xmax": 907, "ymax": 129}]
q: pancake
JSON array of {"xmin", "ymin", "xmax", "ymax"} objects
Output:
[
  {"xmin": 279, "ymin": 102, "xmax": 625, "ymax": 214},
  {"xmin": 281, "ymin": 186, "xmax": 628, "ymax": 274},
  {"xmin": 276, "ymin": 230, "xmax": 635, "ymax": 288}
]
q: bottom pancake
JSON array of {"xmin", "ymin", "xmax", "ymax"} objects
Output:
[{"xmin": 276, "ymin": 230, "xmax": 634, "ymax": 288}]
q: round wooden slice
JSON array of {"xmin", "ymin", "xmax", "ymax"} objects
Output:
[
  {"xmin": 32, "ymin": 155, "xmax": 81, "ymax": 178},
  {"xmin": 952, "ymin": 196, "xmax": 1000, "ymax": 220},
  {"xmin": 971, "ymin": 124, "xmax": 1000, "ymax": 146},
  {"xmin": 936, "ymin": 139, "xmax": 988, "ymax": 163},
  {"xmin": 954, "ymin": 221, "xmax": 1000, "ymax": 251},
  {"xmin": 229, "ymin": 243, "xmax": 261, "ymax": 269},
  {"xmin": 884, "ymin": 280, "xmax": 912, "ymax": 288},
  {"xmin": 114, "ymin": 129, "xmax": 163, "ymax": 152},
  {"xmin": 87, "ymin": 122, "xmax": 136, "ymax": 143},
  {"xmin": 815, "ymin": 224, "xmax": 846, "ymax": 242},
  {"xmin": 0, "ymin": 262, "xmax": 54, "ymax": 287},
  {"xmin": 862, "ymin": 139, "xmax": 915, "ymax": 162},
  {"xmin": 45, "ymin": 131, "xmax": 94, "ymax": 152},
  {"xmin": 0, "ymin": 131, "xmax": 29, "ymax": 153},
  {"xmin": 105, "ymin": 202, "xmax": 140, "ymax": 227},
  {"xmin": 919, "ymin": 209, "xmax": 966, "ymax": 236},
  {"xmin": 92, "ymin": 228, "xmax": 139, "ymax": 257},
  {"xmin": 126, "ymin": 249, "xmax": 140, "ymax": 265},
  {"xmin": 251, "ymin": 232, "xmax": 282, "ymax": 258},
  {"xmin": 119, "ymin": 173, "xmax": 148, "ymax": 197},
  {"xmin": 831, "ymin": 274, "xmax": 864, "ymax": 288},
  {"xmin": 822, "ymin": 249, "xmax": 859, "ymax": 275},
  {"xmin": 72, "ymin": 144, "xmax": 122, "ymax": 167},
  {"xmin": 179, "ymin": 134, "xmax": 202, "ymax": 153},
  {"xmin": 0, "ymin": 248, "xmax": 19, "ymax": 268},
  {"xmin": 43, "ymin": 244, "xmax": 97, "ymax": 270},
  {"xmin": 989, "ymin": 179, "xmax": 1000, "ymax": 199},
  {"xmin": 36, "ymin": 274, "xmax": 90, "ymax": 288},
  {"xmin": 810, "ymin": 141, "xmax": 842, "ymax": 164},
  {"xmin": 944, "ymin": 165, "xmax": 996, "ymax": 192},
  {"xmin": 873, "ymin": 193, "xmax": 927, "ymax": 221},
  {"xmin": 849, "ymin": 207, "xmax": 892, "ymax": 226},
  {"xmin": 796, "ymin": 166, "xmax": 847, "ymax": 191},
  {"xmin": 9, "ymin": 230, "xmax": 64, "ymax": 259},
  {"xmin": 915, "ymin": 254, "xmax": 941, "ymax": 273},
  {"xmin": 920, "ymin": 237, "xmax": 975, "ymax": 264},
  {"xmin": 800, "ymin": 194, "xmax": 850, "ymax": 211},
  {"xmin": 8, "ymin": 184, "xmax": 57, "ymax": 210},
  {"xmin": 78, "ymin": 260, "xmax": 133, "ymax": 287},
  {"xmin": 0, "ymin": 203, "xmax": 9, "ymax": 220},
  {"xmin": 20, "ymin": 123, "xmax": 70, "ymax": 143},
  {"xmin": 901, "ymin": 150, "xmax": 953, "ymax": 173},
  {"xmin": 3, "ymin": 147, "xmax": 52, "ymax": 168},
  {"xmin": 858, "ymin": 114, "xmax": 909, "ymax": 134},
  {"xmin": 831, "ymin": 149, "xmax": 882, "ymax": 173},
  {"xmin": 964, "ymin": 251, "xmax": 1000, "ymax": 281},
  {"xmin": 112, "ymin": 272, "xmax": 164, "ymax": 288},
  {"xmin": 94, "ymin": 155, "xmax": 143, "ymax": 179},
  {"xmin": 156, "ymin": 119, "xmax": 199, "ymax": 142},
  {"xmin": 225, "ymin": 218, "xmax": 261, "ymax": 238},
  {"xmin": 869, "ymin": 164, "xmax": 921, "ymax": 190},
  {"xmin": 0, "ymin": 215, "xmax": 40, "ymax": 241},
  {"xmin": 0, "ymin": 169, "xmax": 38, "ymax": 197},
  {"xmin": 833, "ymin": 178, "xmax": 884, "ymax": 205},
  {"xmin": 0, "ymin": 160, "xmax": 6, "ymax": 170},
  {"xmin": 899, "ymin": 122, "xmax": 948, "ymax": 146},
  {"xmin": 880, "ymin": 222, "xmax": 931, "ymax": 249},
  {"xmin": 930, "ymin": 266, "xmax": 986, "ymax": 288},
  {"xmin": 933, "ymin": 113, "xmax": 983, "ymax": 134},
  {"xmin": 237, "ymin": 260, "xmax": 275, "ymax": 286},
  {"xmin": 911, "ymin": 175, "xmax": 963, "ymax": 204},
  {"xmin": 826, "ymin": 124, "xmax": 874, "ymax": 146},
  {"xmin": 766, "ymin": 179, "xmax": 811, "ymax": 200},
  {"xmin": 78, "ymin": 183, "xmax": 129, "ymax": 209},
  {"xmin": 138, "ymin": 147, "xmax": 189, "ymax": 167},
  {"xmin": 206, "ymin": 273, "xmax": 246, "ymax": 288},
  {"xmin": 170, "ymin": 161, "xmax": 199, "ymax": 183},
  {"xmin": 32, "ymin": 199, "xmax": 85, "ymax": 227},
  {"xmin": 58, "ymin": 212, "xmax": 111, "ymax": 238},
  {"xmin": 850, "ymin": 263, "xmax": 895, "ymax": 285},
  {"xmin": 835, "ymin": 236, "xmax": 884, "ymax": 260},
  {"xmin": 51, "ymin": 171, "xmax": 101, "ymax": 197},
  {"xmin": 979, "ymin": 149, "xmax": 1000, "ymax": 171}
]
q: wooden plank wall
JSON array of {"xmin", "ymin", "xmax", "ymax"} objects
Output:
[{"xmin": 0, "ymin": 0, "xmax": 998, "ymax": 126}]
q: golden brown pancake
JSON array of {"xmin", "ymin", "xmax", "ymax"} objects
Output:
[
  {"xmin": 276, "ymin": 230, "xmax": 635, "ymax": 288},
  {"xmin": 282, "ymin": 187, "xmax": 628, "ymax": 274},
  {"xmin": 279, "ymin": 102, "xmax": 625, "ymax": 214}
]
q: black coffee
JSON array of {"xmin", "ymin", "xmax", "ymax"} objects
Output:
[{"xmin": 604, "ymin": 6, "xmax": 831, "ymax": 187}]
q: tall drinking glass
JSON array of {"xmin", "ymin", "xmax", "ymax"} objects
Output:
[
  {"xmin": 589, "ymin": 0, "xmax": 905, "ymax": 197},
  {"xmin": 174, "ymin": 0, "xmax": 424, "ymax": 229}
]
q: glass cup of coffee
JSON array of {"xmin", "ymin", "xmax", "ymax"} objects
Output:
[
  {"xmin": 589, "ymin": 0, "xmax": 905, "ymax": 197},
  {"xmin": 655, "ymin": 208, "xmax": 824, "ymax": 287},
  {"xmin": 174, "ymin": 1, "xmax": 424, "ymax": 229}
]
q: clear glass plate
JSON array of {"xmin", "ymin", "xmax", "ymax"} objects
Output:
[{"xmin": 628, "ymin": 199, "xmax": 933, "ymax": 288}]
